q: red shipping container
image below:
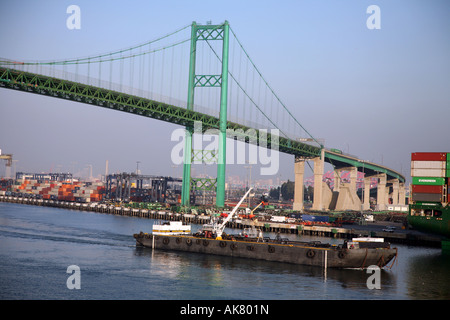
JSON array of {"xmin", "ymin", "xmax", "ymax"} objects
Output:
[
  {"xmin": 411, "ymin": 184, "xmax": 443, "ymax": 194},
  {"xmin": 411, "ymin": 193, "xmax": 442, "ymax": 202},
  {"xmin": 411, "ymin": 152, "xmax": 446, "ymax": 161}
]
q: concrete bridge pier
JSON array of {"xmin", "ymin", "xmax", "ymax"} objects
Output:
[
  {"xmin": 387, "ymin": 179, "xmax": 406, "ymax": 206},
  {"xmin": 293, "ymin": 149, "xmax": 326, "ymax": 212},
  {"xmin": 399, "ymin": 182, "xmax": 406, "ymax": 205},
  {"xmin": 334, "ymin": 166, "xmax": 361, "ymax": 211},
  {"xmin": 389, "ymin": 179, "xmax": 399, "ymax": 205},
  {"xmin": 376, "ymin": 173, "xmax": 387, "ymax": 211},
  {"xmin": 333, "ymin": 170, "xmax": 341, "ymax": 193},
  {"xmin": 292, "ymin": 150, "xmax": 406, "ymax": 212},
  {"xmin": 312, "ymin": 149, "xmax": 325, "ymax": 211},
  {"xmin": 293, "ymin": 157, "xmax": 305, "ymax": 211},
  {"xmin": 362, "ymin": 176, "xmax": 372, "ymax": 210}
]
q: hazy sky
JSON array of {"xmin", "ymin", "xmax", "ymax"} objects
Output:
[{"xmin": 1, "ymin": 0, "xmax": 449, "ymax": 184}]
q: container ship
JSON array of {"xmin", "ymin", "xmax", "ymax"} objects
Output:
[
  {"xmin": 408, "ymin": 152, "xmax": 450, "ymax": 238},
  {"xmin": 134, "ymin": 189, "xmax": 398, "ymax": 269}
]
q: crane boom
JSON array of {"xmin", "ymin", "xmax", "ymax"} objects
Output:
[
  {"xmin": 251, "ymin": 201, "xmax": 264, "ymax": 214},
  {"xmin": 215, "ymin": 188, "xmax": 252, "ymax": 239}
]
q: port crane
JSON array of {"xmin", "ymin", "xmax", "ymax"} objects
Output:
[{"xmin": 0, "ymin": 150, "xmax": 13, "ymax": 178}]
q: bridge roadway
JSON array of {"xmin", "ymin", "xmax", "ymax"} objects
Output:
[{"xmin": 0, "ymin": 67, "xmax": 405, "ymax": 209}]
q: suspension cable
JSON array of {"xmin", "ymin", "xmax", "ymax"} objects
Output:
[
  {"xmin": 229, "ymin": 27, "xmax": 322, "ymax": 148},
  {"xmin": 0, "ymin": 24, "xmax": 191, "ymax": 66}
]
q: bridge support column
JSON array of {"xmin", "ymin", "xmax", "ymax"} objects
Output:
[
  {"xmin": 181, "ymin": 22, "xmax": 198, "ymax": 207},
  {"xmin": 181, "ymin": 126, "xmax": 193, "ymax": 206},
  {"xmin": 334, "ymin": 166, "xmax": 361, "ymax": 211},
  {"xmin": 399, "ymin": 183, "xmax": 406, "ymax": 205},
  {"xmin": 181, "ymin": 21, "xmax": 229, "ymax": 208},
  {"xmin": 333, "ymin": 170, "xmax": 341, "ymax": 193},
  {"xmin": 376, "ymin": 173, "xmax": 387, "ymax": 211},
  {"xmin": 390, "ymin": 179, "xmax": 399, "ymax": 205},
  {"xmin": 348, "ymin": 166, "xmax": 358, "ymax": 193},
  {"xmin": 363, "ymin": 176, "xmax": 371, "ymax": 210},
  {"xmin": 293, "ymin": 157, "xmax": 305, "ymax": 211},
  {"xmin": 312, "ymin": 149, "xmax": 325, "ymax": 211},
  {"xmin": 215, "ymin": 21, "xmax": 230, "ymax": 208}
]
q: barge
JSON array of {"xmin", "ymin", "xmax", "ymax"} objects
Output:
[{"xmin": 134, "ymin": 189, "xmax": 397, "ymax": 269}]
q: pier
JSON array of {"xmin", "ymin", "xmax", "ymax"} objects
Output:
[{"xmin": 0, "ymin": 195, "xmax": 444, "ymax": 248}]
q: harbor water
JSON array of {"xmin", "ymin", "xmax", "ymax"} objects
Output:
[{"xmin": 1, "ymin": 202, "xmax": 449, "ymax": 300}]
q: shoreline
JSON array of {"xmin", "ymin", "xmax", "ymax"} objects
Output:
[{"xmin": 0, "ymin": 195, "xmax": 444, "ymax": 248}]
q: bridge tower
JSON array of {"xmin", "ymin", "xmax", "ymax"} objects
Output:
[{"xmin": 181, "ymin": 21, "xmax": 230, "ymax": 208}]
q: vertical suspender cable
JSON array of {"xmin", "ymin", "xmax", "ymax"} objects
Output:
[
  {"xmin": 169, "ymin": 45, "xmax": 174, "ymax": 105},
  {"xmin": 120, "ymin": 51, "xmax": 124, "ymax": 92},
  {"xmin": 139, "ymin": 46, "xmax": 144, "ymax": 97},
  {"xmin": 87, "ymin": 57, "xmax": 91, "ymax": 86},
  {"xmin": 160, "ymin": 48, "xmax": 165, "ymax": 103},
  {"xmin": 130, "ymin": 49, "xmax": 134, "ymax": 95},
  {"xmin": 229, "ymin": 27, "xmax": 322, "ymax": 147},
  {"xmin": 98, "ymin": 57, "xmax": 102, "ymax": 88},
  {"xmin": 109, "ymin": 53, "xmax": 113, "ymax": 90},
  {"xmin": 147, "ymin": 43, "xmax": 151, "ymax": 99},
  {"xmin": 237, "ymin": 35, "xmax": 242, "ymax": 122}
]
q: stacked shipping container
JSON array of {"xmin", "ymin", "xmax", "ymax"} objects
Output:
[
  {"xmin": 12, "ymin": 179, "xmax": 104, "ymax": 202},
  {"xmin": 410, "ymin": 152, "xmax": 449, "ymax": 203}
]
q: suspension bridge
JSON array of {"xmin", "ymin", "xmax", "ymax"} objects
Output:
[{"xmin": 0, "ymin": 21, "xmax": 405, "ymax": 211}]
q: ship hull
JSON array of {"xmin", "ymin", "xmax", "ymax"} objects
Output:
[
  {"xmin": 408, "ymin": 204, "xmax": 450, "ymax": 238},
  {"xmin": 133, "ymin": 233, "xmax": 397, "ymax": 269}
]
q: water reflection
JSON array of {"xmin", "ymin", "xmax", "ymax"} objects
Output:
[
  {"xmin": 405, "ymin": 250, "xmax": 450, "ymax": 299},
  {"xmin": 2, "ymin": 202, "xmax": 449, "ymax": 300},
  {"xmin": 134, "ymin": 245, "xmax": 398, "ymax": 299}
]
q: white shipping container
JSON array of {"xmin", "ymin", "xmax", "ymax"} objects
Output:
[
  {"xmin": 270, "ymin": 216, "xmax": 286, "ymax": 222},
  {"xmin": 411, "ymin": 161, "xmax": 446, "ymax": 169},
  {"xmin": 411, "ymin": 168, "xmax": 445, "ymax": 177}
]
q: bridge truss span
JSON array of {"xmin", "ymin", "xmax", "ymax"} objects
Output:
[{"xmin": 0, "ymin": 21, "xmax": 405, "ymax": 210}]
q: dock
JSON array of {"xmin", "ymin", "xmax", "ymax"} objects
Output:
[{"xmin": 0, "ymin": 195, "xmax": 445, "ymax": 248}]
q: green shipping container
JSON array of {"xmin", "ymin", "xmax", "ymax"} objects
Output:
[
  {"xmin": 447, "ymin": 153, "xmax": 450, "ymax": 176},
  {"xmin": 412, "ymin": 177, "xmax": 446, "ymax": 185}
]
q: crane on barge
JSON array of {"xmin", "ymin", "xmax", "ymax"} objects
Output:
[{"xmin": 202, "ymin": 188, "xmax": 253, "ymax": 240}]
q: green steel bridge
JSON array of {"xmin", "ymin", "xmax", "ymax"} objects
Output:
[{"xmin": 0, "ymin": 21, "xmax": 404, "ymax": 208}]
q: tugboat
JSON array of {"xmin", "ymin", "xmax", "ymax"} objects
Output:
[{"xmin": 134, "ymin": 189, "xmax": 397, "ymax": 269}]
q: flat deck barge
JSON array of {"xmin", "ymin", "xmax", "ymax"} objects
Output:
[{"xmin": 133, "ymin": 232, "xmax": 397, "ymax": 269}]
